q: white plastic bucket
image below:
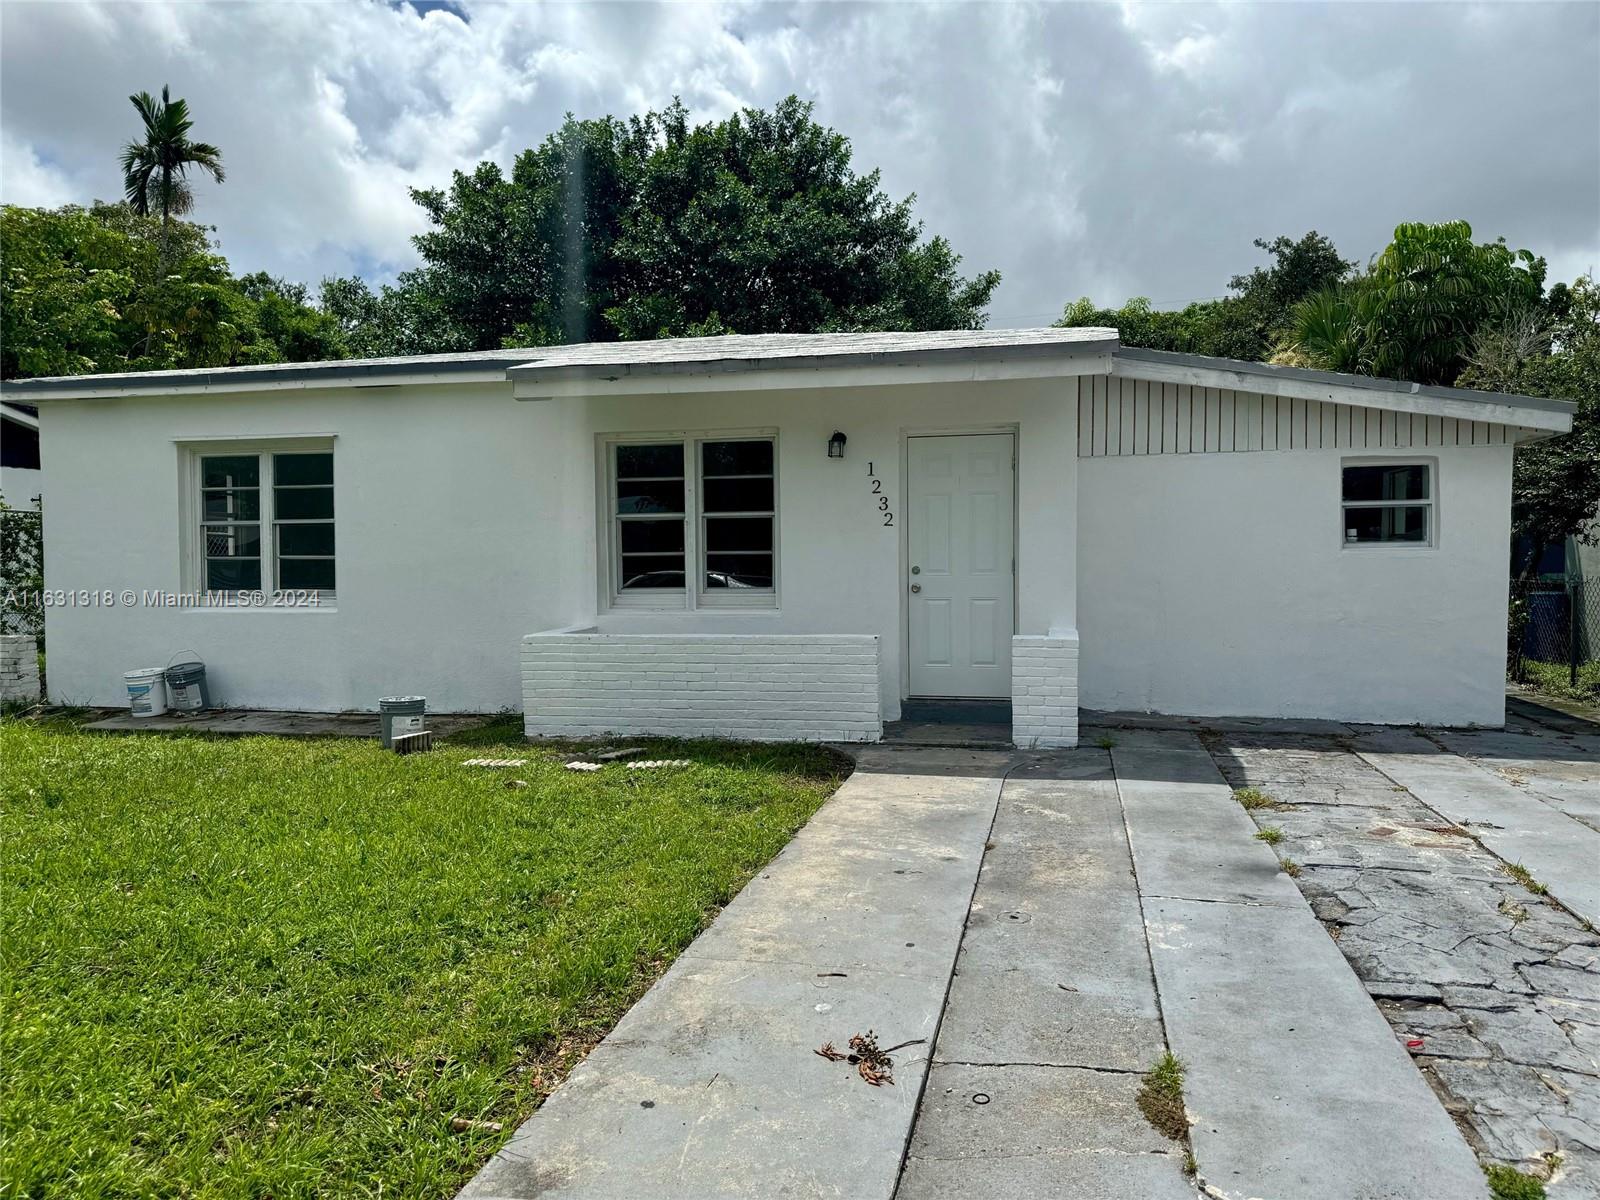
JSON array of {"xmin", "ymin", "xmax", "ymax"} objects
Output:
[{"xmin": 124, "ymin": 668, "xmax": 168, "ymax": 717}]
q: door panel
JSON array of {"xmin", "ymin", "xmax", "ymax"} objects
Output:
[{"xmin": 908, "ymin": 434, "xmax": 1015, "ymax": 697}]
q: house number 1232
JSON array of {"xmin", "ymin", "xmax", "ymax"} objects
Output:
[{"xmin": 866, "ymin": 461, "xmax": 893, "ymax": 527}]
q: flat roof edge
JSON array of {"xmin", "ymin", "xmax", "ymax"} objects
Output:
[
  {"xmin": 1113, "ymin": 346, "xmax": 1577, "ymax": 418},
  {"xmin": 0, "ymin": 356, "xmax": 521, "ymax": 401},
  {"xmin": 505, "ymin": 334, "xmax": 1119, "ymax": 383}
]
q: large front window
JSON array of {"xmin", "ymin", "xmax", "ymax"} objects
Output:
[
  {"xmin": 609, "ymin": 435, "xmax": 777, "ymax": 607},
  {"xmin": 194, "ymin": 447, "xmax": 335, "ymax": 595}
]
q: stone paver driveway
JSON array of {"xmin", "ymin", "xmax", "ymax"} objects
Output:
[{"xmin": 1201, "ymin": 717, "xmax": 1600, "ymax": 1198}]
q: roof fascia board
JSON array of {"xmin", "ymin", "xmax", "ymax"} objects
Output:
[
  {"xmin": 1112, "ymin": 352, "xmax": 1572, "ymax": 433},
  {"xmin": 512, "ymin": 348, "xmax": 1114, "ymax": 401},
  {"xmin": 3, "ymin": 369, "xmax": 513, "ymax": 402}
]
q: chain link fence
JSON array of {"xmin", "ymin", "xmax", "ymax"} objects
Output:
[
  {"xmin": 1508, "ymin": 575, "xmax": 1600, "ymax": 702},
  {"xmin": 1, "ymin": 504, "xmax": 44, "ymax": 640}
]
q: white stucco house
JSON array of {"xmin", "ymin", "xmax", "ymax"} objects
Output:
[{"xmin": 0, "ymin": 328, "xmax": 1574, "ymax": 745}]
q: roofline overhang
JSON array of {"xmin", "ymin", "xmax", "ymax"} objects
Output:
[
  {"xmin": 0, "ymin": 359, "xmax": 518, "ymax": 402},
  {"xmin": 1112, "ymin": 347, "xmax": 1575, "ymax": 434},
  {"xmin": 509, "ymin": 338, "xmax": 1118, "ymax": 400}
]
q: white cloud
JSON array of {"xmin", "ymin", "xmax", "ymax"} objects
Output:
[
  {"xmin": 1179, "ymin": 129, "xmax": 1244, "ymax": 165},
  {"xmin": 0, "ymin": 0, "xmax": 1595, "ymax": 323}
]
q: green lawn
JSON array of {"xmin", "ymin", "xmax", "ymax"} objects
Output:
[{"xmin": 0, "ymin": 715, "xmax": 845, "ymax": 1197}]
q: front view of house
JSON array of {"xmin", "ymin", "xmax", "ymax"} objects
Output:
[{"xmin": 5, "ymin": 329, "xmax": 1573, "ymax": 745}]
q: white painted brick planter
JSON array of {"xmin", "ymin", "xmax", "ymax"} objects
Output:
[
  {"xmin": 1012, "ymin": 630, "xmax": 1079, "ymax": 748},
  {"xmin": 0, "ymin": 634, "xmax": 41, "ymax": 704},
  {"xmin": 522, "ymin": 629, "xmax": 882, "ymax": 743}
]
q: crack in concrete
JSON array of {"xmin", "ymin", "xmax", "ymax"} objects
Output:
[{"xmin": 933, "ymin": 1058, "xmax": 1143, "ymax": 1074}]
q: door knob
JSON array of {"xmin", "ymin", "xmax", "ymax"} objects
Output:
[{"xmin": 911, "ymin": 584, "xmax": 921, "ymax": 593}]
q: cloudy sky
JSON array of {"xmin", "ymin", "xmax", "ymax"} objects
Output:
[{"xmin": 2, "ymin": 1, "xmax": 1596, "ymax": 327}]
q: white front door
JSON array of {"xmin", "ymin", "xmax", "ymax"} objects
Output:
[{"xmin": 907, "ymin": 433, "xmax": 1015, "ymax": 698}]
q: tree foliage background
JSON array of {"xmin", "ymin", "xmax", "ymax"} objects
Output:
[
  {"xmin": 320, "ymin": 97, "xmax": 1001, "ymax": 353},
  {"xmin": 1, "ymin": 203, "xmax": 345, "ymax": 380}
]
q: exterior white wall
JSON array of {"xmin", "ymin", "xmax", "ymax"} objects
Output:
[
  {"xmin": 1077, "ymin": 443, "xmax": 1514, "ymax": 726},
  {"xmin": 1, "ymin": 634, "xmax": 40, "ymax": 702},
  {"xmin": 37, "ymin": 374, "xmax": 1081, "ymax": 718},
  {"xmin": 523, "ymin": 630, "xmax": 881, "ymax": 741},
  {"xmin": 39, "ymin": 382, "xmax": 595, "ymax": 711},
  {"xmin": 1012, "ymin": 631, "xmax": 1079, "ymax": 747}
]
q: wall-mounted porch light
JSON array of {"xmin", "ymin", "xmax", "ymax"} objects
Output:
[{"xmin": 828, "ymin": 431, "xmax": 848, "ymax": 459}]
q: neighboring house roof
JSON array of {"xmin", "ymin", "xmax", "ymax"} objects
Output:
[{"xmin": 0, "ymin": 329, "xmax": 1575, "ymax": 435}]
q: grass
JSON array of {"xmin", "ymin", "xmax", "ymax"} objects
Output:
[
  {"xmin": 0, "ymin": 714, "xmax": 844, "ymax": 1197},
  {"xmin": 1485, "ymin": 1162, "xmax": 1548, "ymax": 1199},
  {"xmin": 1501, "ymin": 861, "xmax": 1550, "ymax": 896},
  {"xmin": 1094, "ymin": 735, "xmax": 1118, "ymax": 750},
  {"xmin": 1279, "ymin": 858, "xmax": 1302, "ymax": 878},
  {"xmin": 1254, "ymin": 826, "xmax": 1284, "ymax": 846},
  {"xmin": 1137, "ymin": 1051, "xmax": 1188, "ymax": 1141},
  {"xmin": 1234, "ymin": 786, "xmax": 1277, "ymax": 810},
  {"xmin": 1518, "ymin": 659, "xmax": 1600, "ymax": 706}
]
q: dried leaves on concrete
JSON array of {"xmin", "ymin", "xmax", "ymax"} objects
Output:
[{"xmin": 814, "ymin": 1030, "xmax": 926, "ymax": 1087}]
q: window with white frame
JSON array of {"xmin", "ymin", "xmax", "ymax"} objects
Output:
[
  {"xmin": 609, "ymin": 436, "xmax": 776, "ymax": 606},
  {"xmin": 1341, "ymin": 461, "xmax": 1432, "ymax": 546},
  {"xmin": 197, "ymin": 449, "xmax": 335, "ymax": 593}
]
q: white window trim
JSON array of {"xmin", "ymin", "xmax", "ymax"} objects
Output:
[
  {"xmin": 598, "ymin": 428, "xmax": 780, "ymax": 611},
  {"xmin": 177, "ymin": 437, "xmax": 338, "ymax": 608},
  {"xmin": 1339, "ymin": 456, "xmax": 1437, "ymax": 550}
]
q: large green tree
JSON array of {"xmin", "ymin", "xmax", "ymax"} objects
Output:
[
  {"xmin": 324, "ymin": 97, "xmax": 1001, "ymax": 353},
  {"xmin": 1, "ymin": 203, "xmax": 346, "ymax": 379},
  {"xmin": 1288, "ymin": 221, "xmax": 1547, "ymax": 385},
  {"xmin": 1055, "ymin": 231, "xmax": 1351, "ymax": 362},
  {"xmin": 119, "ymin": 86, "xmax": 225, "ymax": 229}
]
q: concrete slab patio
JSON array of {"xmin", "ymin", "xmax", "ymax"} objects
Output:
[{"xmin": 459, "ymin": 746, "xmax": 1010, "ymax": 1200}]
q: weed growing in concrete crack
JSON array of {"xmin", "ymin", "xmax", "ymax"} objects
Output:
[
  {"xmin": 1484, "ymin": 1162, "xmax": 1547, "ymax": 1200},
  {"xmin": 1280, "ymin": 858, "xmax": 1302, "ymax": 878},
  {"xmin": 1498, "ymin": 896, "xmax": 1529, "ymax": 924},
  {"xmin": 1234, "ymin": 787, "xmax": 1276, "ymax": 810},
  {"xmin": 1182, "ymin": 1151, "xmax": 1198, "ymax": 1176},
  {"xmin": 1095, "ymin": 735, "xmax": 1118, "ymax": 750},
  {"xmin": 1500, "ymin": 862, "xmax": 1549, "ymax": 896},
  {"xmin": 1254, "ymin": 826, "xmax": 1284, "ymax": 845},
  {"xmin": 1137, "ymin": 1052, "xmax": 1188, "ymax": 1141}
]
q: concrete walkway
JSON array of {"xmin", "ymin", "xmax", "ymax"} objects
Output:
[
  {"xmin": 897, "ymin": 752, "xmax": 1193, "ymax": 1199},
  {"xmin": 459, "ymin": 746, "xmax": 1010, "ymax": 1200},
  {"xmin": 1114, "ymin": 730, "xmax": 1487, "ymax": 1200},
  {"xmin": 1356, "ymin": 729, "xmax": 1600, "ymax": 928}
]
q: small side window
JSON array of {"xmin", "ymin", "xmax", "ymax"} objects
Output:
[{"xmin": 1341, "ymin": 462, "xmax": 1432, "ymax": 546}]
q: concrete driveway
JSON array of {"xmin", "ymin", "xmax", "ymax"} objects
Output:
[{"xmin": 460, "ymin": 716, "xmax": 1599, "ymax": 1200}]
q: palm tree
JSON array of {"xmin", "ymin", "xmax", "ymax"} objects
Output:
[{"xmin": 120, "ymin": 86, "xmax": 225, "ymax": 228}]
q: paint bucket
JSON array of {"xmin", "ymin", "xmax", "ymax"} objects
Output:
[
  {"xmin": 165, "ymin": 656, "xmax": 210, "ymax": 713},
  {"xmin": 124, "ymin": 668, "xmax": 168, "ymax": 717},
  {"xmin": 378, "ymin": 696, "xmax": 426, "ymax": 748}
]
